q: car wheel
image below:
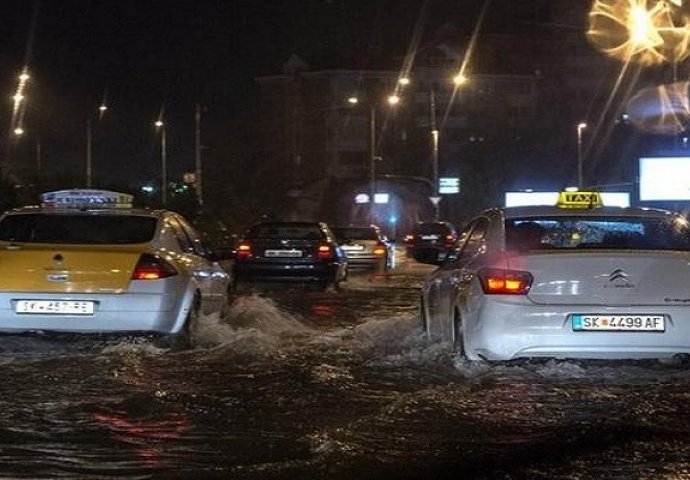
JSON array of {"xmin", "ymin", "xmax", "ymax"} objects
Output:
[{"xmin": 160, "ymin": 297, "xmax": 199, "ymax": 351}]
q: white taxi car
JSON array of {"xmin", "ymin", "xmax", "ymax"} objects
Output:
[
  {"xmin": 0, "ymin": 189, "xmax": 230, "ymax": 345},
  {"xmin": 421, "ymin": 191, "xmax": 690, "ymax": 362}
]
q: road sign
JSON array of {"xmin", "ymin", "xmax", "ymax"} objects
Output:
[{"xmin": 429, "ymin": 196, "xmax": 442, "ymax": 206}]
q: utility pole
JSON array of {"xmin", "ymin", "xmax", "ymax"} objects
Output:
[
  {"xmin": 369, "ymin": 105, "xmax": 376, "ymax": 224},
  {"xmin": 86, "ymin": 119, "xmax": 92, "ymax": 188},
  {"xmin": 430, "ymin": 87, "xmax": 440, "ymax": 221},
  {"xmin": 195, "ymin": 103, "xmax": 204, "ymax": 208}
]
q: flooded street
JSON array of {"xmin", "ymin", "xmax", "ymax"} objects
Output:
[{"xmin": 2, "ymin": 257, "xmax": 690, "ymax": 479}]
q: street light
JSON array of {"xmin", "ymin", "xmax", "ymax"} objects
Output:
[
  {"xmin": 86, "ymin": 102, "xmax": 108, "ymax": 188},
  {"xmin": 155, "ymin": 120, "xmax": 167, "ymax": 205},
  {"xmin": 348, "ymin": 95, "xmax": 399, "ymax": 223},
  {"xmin": 577, "ymin": 122, "xmax": 587, "ymax": 189}
]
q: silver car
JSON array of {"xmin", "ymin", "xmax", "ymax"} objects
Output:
[
  {"xmin": 0, "ymin": 189, "xmax": 231, "ymax": 346},
  {"xmin": 332, "ymin": 225, "xmax": 393, "ymax": 271},
  {"xmin": 420, "ymin": 200, "xmax": 690, "ymax": 362}
]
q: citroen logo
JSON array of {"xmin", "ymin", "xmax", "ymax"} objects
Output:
[{"xmin": 608, "ymin": 269, "xmax": 629, "ymax": 283}]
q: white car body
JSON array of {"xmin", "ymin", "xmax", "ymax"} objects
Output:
[{"xmin": 421, "ymin": 205, "xmax": 690, "ymax": 361}]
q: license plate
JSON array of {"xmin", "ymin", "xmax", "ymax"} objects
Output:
[
  {"xmin": 265, "ymin": 249, "xmax": 303, "ymax": 258},
  {"xmin": 342, "ymin": 245, "xmax": 364, "ymax": 251},
  {"xmin": 15, "ymin": 300, "xmax": 95, "ymax": 315},
  {"xmin": 571, "ymin": 314, "xmax": 665, "ymax": 331},
  {"xmin": 421, "ymin": 235, "xmax": 439, "ymax": 240}
]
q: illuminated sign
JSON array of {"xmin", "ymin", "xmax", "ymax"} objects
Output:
[
  {"xmin": 505, "ymin": 191, "xmax": 630, "ymax": 208},
  {"xmin": 439, "ymin": 177, "xmax": 460, "ymax": 194},
  {"xmin": 41, "ymin": 190, "xmax": 134, "ymax": 209},
  {"xmin": 374, "ymin": 193, "xmax": 389, "ymax": 204}
]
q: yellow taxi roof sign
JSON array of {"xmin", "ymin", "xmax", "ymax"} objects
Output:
[
  {"xmin": 556, "ymin": 191, "xmax": 603, "ymax": 209},
  {"xmin": 41, "ymin": 190, "xmax": 134, "ymax": 209}
]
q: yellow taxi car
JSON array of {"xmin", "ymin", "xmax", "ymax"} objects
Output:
[{"xmin": 0, "ymin": 189, "xmax": 230, "ymax": 346}]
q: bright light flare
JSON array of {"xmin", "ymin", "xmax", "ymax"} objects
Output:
[
  {"xmin": 453, "ymin": 73, "xmax": 468, "ymax": 85},
  {"xmin": 587, "ymin": 0, "xmax": 690, "ymax": 65},
  {"xmin": 155, "ymin": 120, "xmax": 164, "ymax": 127},
  {"xmin": 347, "ymin": 96, "xmax": 359, "ymax": 104},
  {"xmin": 13, "ymin": 127, "xmax": 24, "ymax": 136},
  {"xmin": 387, "ymin": 94, "xmax": 400, "ymax": 105},
  {"xmin": 626, "ymin": 80, "xmax": 690, "ymax": 134}
]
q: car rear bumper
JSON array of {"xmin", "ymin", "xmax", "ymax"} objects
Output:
[
  {"xmin": 464, "ymin": 298, "xmax": 690, "ymax": 361},
  {"xmin": 0, "ymin": 292, "xmax": 185, "ymax": 334},
  {"xmin": 234, "ymin": 261, "xmax": 339, "ymax": 283}
]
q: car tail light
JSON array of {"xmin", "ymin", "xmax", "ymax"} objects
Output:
[
  {"xmin": 478, "ymin": 268, "xmax": 532, "ymax": 295},
  {"xmin": 316, "ymin": 243, "xmax": 334, "ymax": 259},
  {"xmin": 235, "ymin": 242, "xmax": 252, "ymax": 260},
  {"xmin": 131, "ymin": 253, "xmax": 178, "ymax": 280},
  {"xmin": 444, "ymin": 234, "xmax": 456, "ymax": 247},
  {"xmin": 404, "ymin": 234, "xmax": 414, "ymax": 245},
  {"xmin": 373, "ymin": 242, "xmax": 387, "ymax": 256}
]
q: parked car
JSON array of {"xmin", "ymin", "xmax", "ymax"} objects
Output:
[
  {"xmin": 332, "ymin": 225, "xmax": 393, "ymax": 271},
  {"xmin": 419, "ymin": 191, "xmax": 690, "ymax": 362},
  {"xmin": 0, "ymin": 189, "xmax": 231, "ymax": 347},
  {"xmin": 405, "ymin": 221, "xmax": 458, "ymax": 263},
  {"xmin": 232, "ymin": 221, "xmax": 347, "ymax": 290}
]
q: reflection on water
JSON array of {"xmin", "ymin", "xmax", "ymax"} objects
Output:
[{"xmin": 0, "ymin": 267, "xmax": 690, "ymax": 478}]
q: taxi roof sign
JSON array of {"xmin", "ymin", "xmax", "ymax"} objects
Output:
[
  {"xmin": 41, "ymin": 190, "xmax": 134, "ymax": 209},
  {"xmin": 556, "ymin": 191, "xmax": 603, "ymax": 209}
]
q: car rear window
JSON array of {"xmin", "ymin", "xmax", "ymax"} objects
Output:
[
  {"xmin": 247, "ymin": 224, "xmax": 324, "ymax": 240},
  {"xmin": 506, "ymin": 216, "xmax": 690, "ymax": 251},
  {"xmin": 0, "ymin": 213, "xmax": 158, "ymax": 244},
  {"xmin": 333, "ymin": 228, "xmax": 378, "ymax": 241}
]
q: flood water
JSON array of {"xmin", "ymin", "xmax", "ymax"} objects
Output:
[{"xmin": 2, "ymin": 258, "xmax": 690, "ymax": 479}]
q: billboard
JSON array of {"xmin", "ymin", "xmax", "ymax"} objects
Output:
[{"xmin": 639, "ymin": 156, "xmax": 690, "ymax": 201}]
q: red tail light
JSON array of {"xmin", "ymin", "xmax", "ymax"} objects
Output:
[
  {"xmin": 131, "ymin": 253, "xmax": 178, "ymax": 280},
  {"xmin": 316, "ymin": 243, "xmax": 334, "ymax": 259},
  {"xmin": 444, "ymin": 234, "xmax": 456, "ymax": 247},
  {"xmin": 235, "ymin": 242, "xmax": 252, "ymax": 260},
  {"xmin": 478, "ymin": 268, "xmax": 532, "ymax": 295},
  {"xmin": 373, "ymin": 242, "xmax": 387, "ymax": 256}
]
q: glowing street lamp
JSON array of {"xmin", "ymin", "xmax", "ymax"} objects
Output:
[
  {"xmin": 577, "ymin": 122, "xmax": 588, "ymax": 189},
  {"xmin": 453, "ymin": 73, "xmax": 468, "ymax": 86}
]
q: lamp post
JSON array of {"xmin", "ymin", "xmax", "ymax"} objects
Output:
[
  {"xmin": 369, "ymin": 104, "xmax": 377, "ymax": 223},
  {"xmin": 155, "ymin": 120, "xmax": 167, "ymax": 205},
  {"xmin": 194, "ymin": 103, "xmax": 204, "ymax": 208},
  {"xmin": 429, "ymin": 87, "xmax": 440, "ymax": 221},
  {"xmin": 86, "ymin": 102, "xmax": 107, "ymax": 188},
  {"xmin": 348, "ymin": 94, "xmax": 399, "ymax": 223},
  {"xmin": 577, "ymin": 122, "xmax": 587, "ymax": 190}
]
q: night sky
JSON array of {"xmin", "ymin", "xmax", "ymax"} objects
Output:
[{"xmin": 0, "ymin": 0, "xmax": 553, "ymax": 188}]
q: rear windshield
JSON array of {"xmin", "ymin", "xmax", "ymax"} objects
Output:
[
  {"xmin": 506, "ymin": 216, "xmax": 690, "ymax": 251},
  {"xmin": 0, "ymin": 213, "xmax": 158, "ymax": 244},
  {"xmin": 247, "ymin": 224, "xmax": 324, "ymax": 240},
  {"xmin": 333, "ymin": 228, "xmax": 378, "ymax": 241}
]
